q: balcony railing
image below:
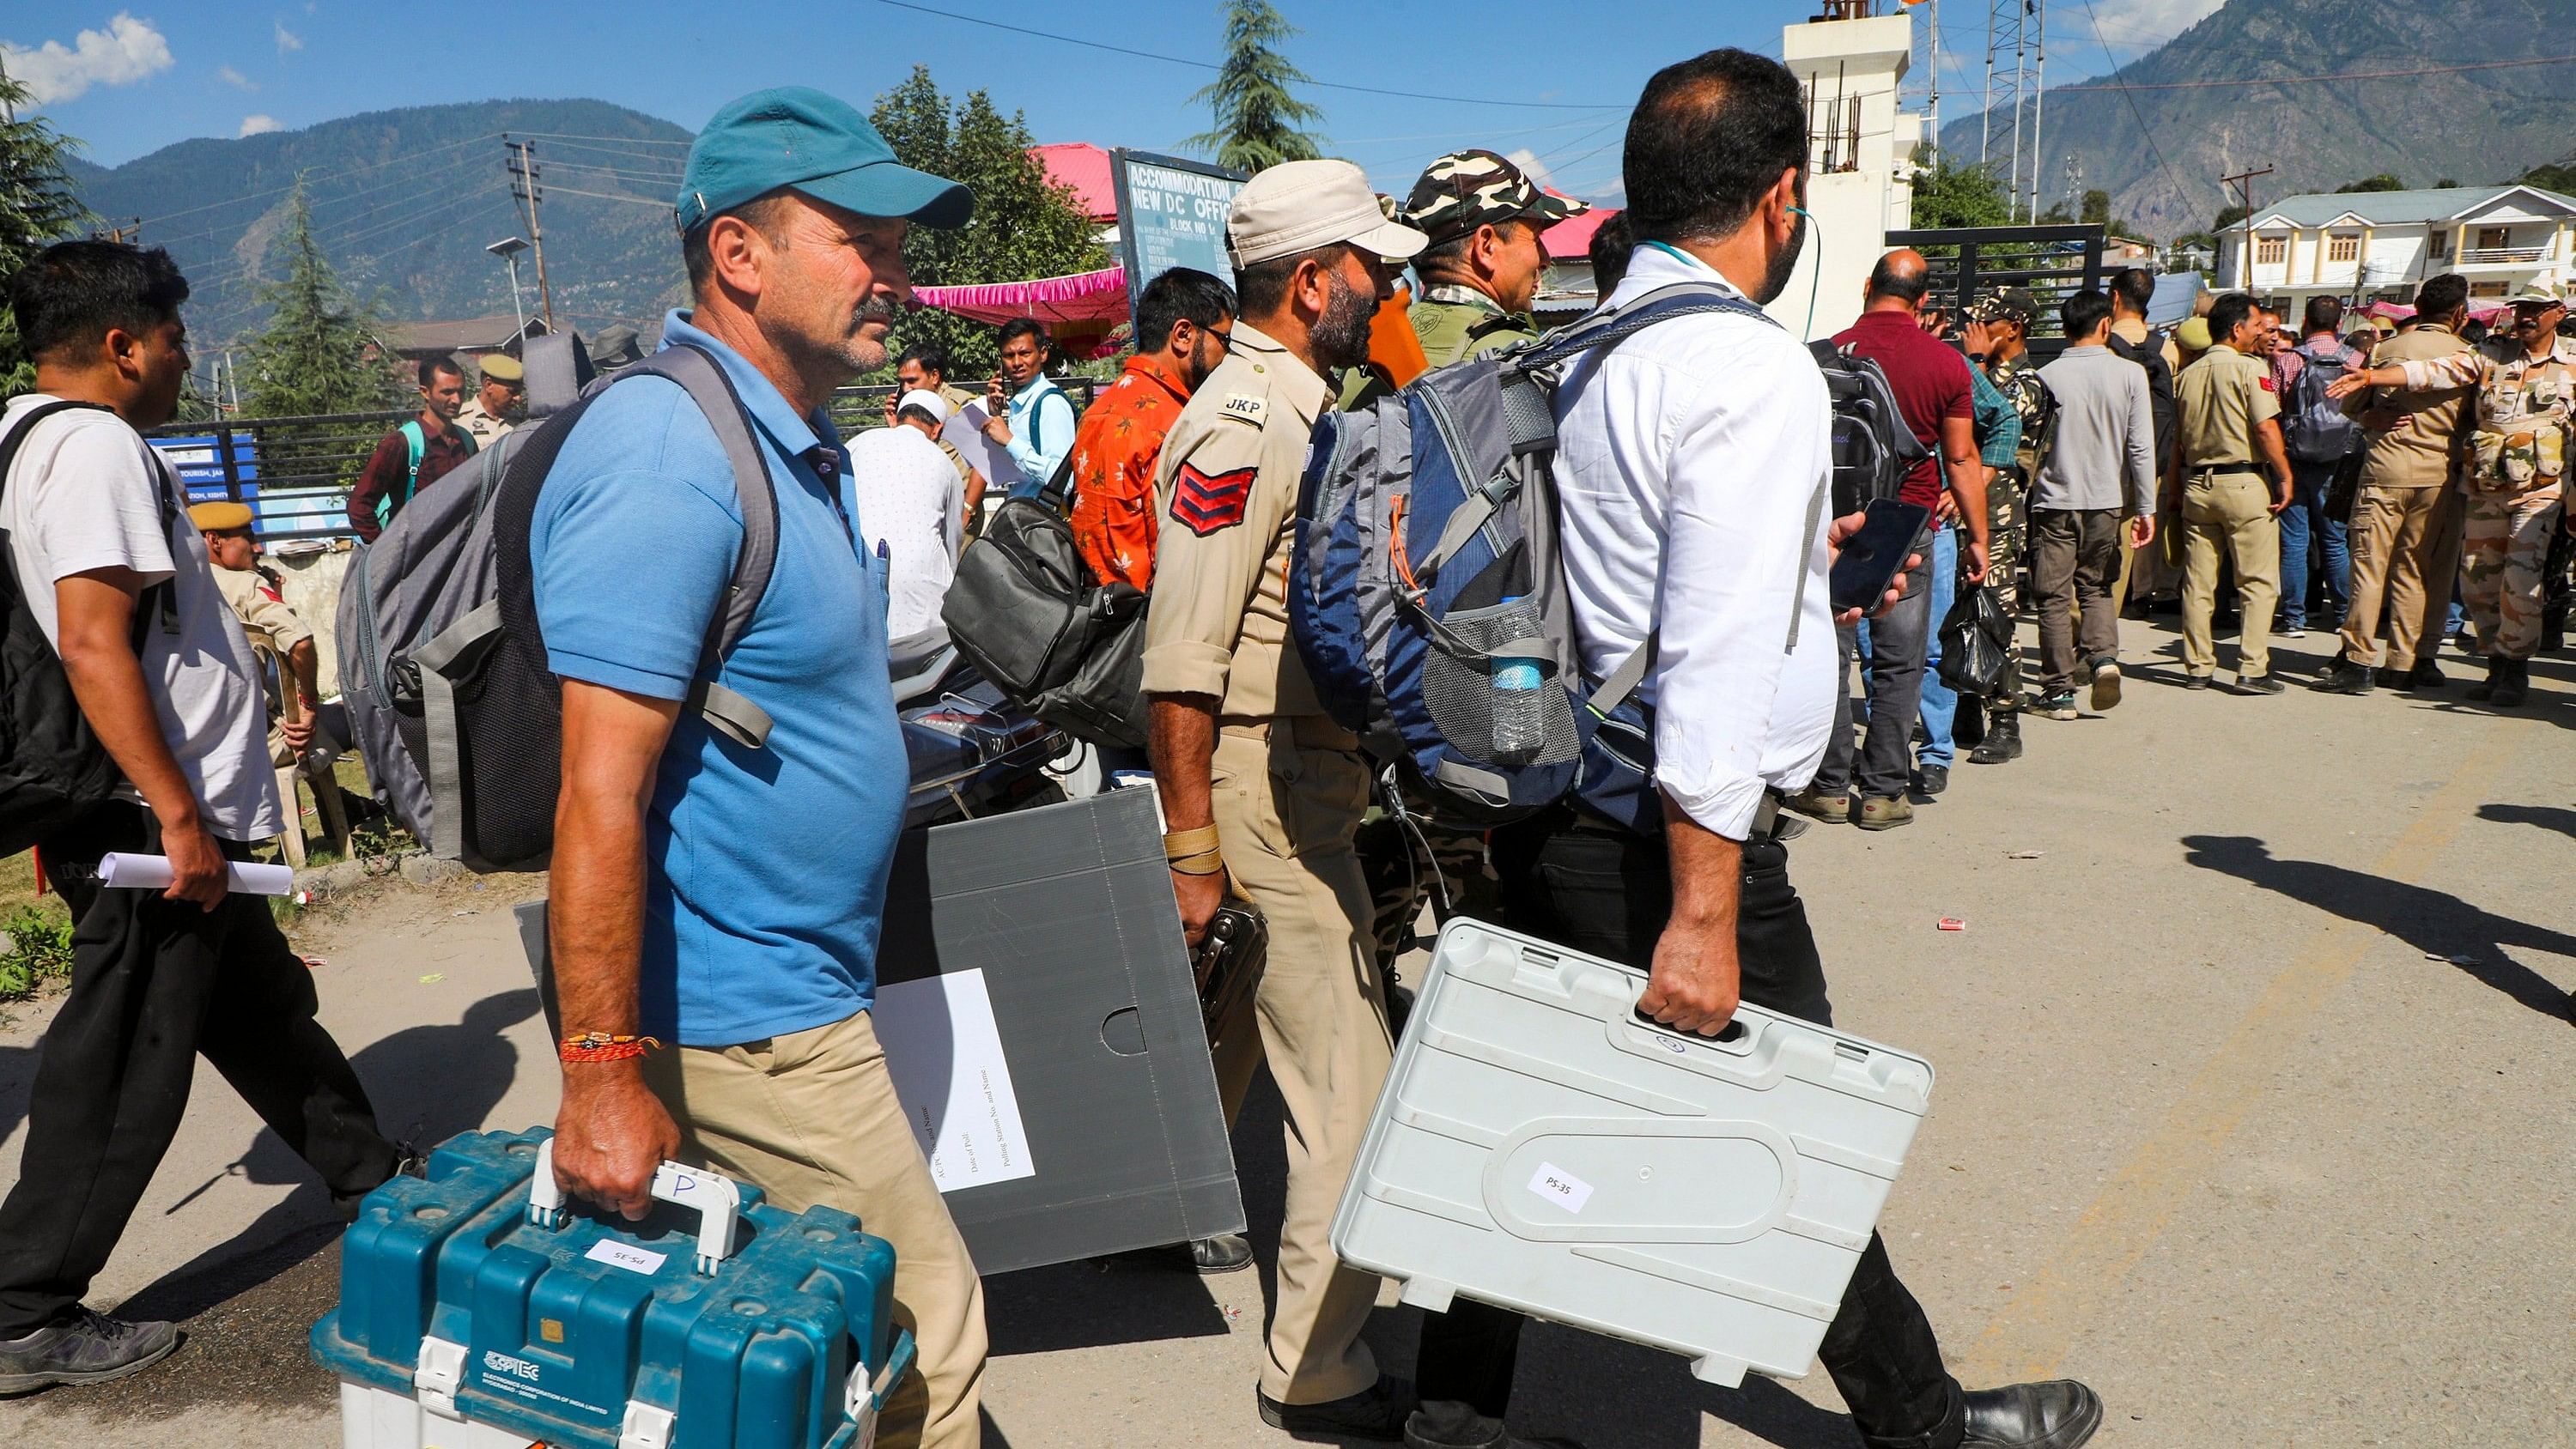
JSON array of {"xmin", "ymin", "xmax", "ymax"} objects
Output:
[{"xmin": 2458, "ymin": 246, "xmax": 2548, "ymax": 265}]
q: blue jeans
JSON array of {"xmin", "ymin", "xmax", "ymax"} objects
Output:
[
  {"xmin": 2280, "ymin": 458, "xmax": 2351, "ymax": 628},
  {"xmin": 1911, "ymin": 528, "xmax": 1960, "ymax": 769}
]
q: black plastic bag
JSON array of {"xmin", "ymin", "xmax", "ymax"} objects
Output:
[{"xmin": 1937, "ymin": 582, "xmax": 2013, "ymax": 698}]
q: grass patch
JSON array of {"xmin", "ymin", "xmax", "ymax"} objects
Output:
[{"xmin": 1, "ymin": 903, "xmax": 76, "ymax": 1001}]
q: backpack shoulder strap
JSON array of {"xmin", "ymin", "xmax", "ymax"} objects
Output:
[
  {"xmin": 1522, "ymin": 282, "xmax": 1777, "ymax": 374},
  {"xmin": 398, "ymin": 420, "xmax": 427, "ymax": 500},
  {"xmin": 1, "ymin": 400, "xmax": 179, "ymax": 638}
]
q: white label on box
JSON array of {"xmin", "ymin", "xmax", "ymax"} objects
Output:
[
  {"xmin": 874, "ymin": 968, "xmax": 1038, "ymax": 1193},
  {"xmin": 1527, "ymin": 1162, "xmax": 1594, "ymax": 1214},
  {"xmin": 583, "ymin": 1240, "xmax": 666, "ymax": 1275}
]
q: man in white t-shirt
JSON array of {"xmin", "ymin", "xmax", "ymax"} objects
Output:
[
  {"xmin": 0, "ymin": 242, "xmax": 399, "ymax": 1397},
  {"xmin": 852, "ymin": 390, "xmax": 968, "ymax": 640}
]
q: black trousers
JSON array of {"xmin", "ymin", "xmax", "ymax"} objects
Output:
[
  {"xmin": 0, "ymin": 804, "xmax": 396, "ymax": 1338},
  {"xmin": 1415, "ymin": 806, "xmax": 1965, "ymax": 1449}
]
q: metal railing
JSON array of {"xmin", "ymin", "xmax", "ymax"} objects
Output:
[
  {"xmin": 2458, "ymin": 246, "xmax": 2548, "ymax": 265},
  {"xmin": 1882, "ymin": 223, "xmax": 2108, "ymax": 363},
  {"xmin": 151, "ymin": 377, "xmax": 1105, "ymax": 543}
]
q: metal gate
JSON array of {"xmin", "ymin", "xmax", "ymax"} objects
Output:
[{"xmin": 1882, "ymin": 222, "xmax": 2109, "ymax": 364}]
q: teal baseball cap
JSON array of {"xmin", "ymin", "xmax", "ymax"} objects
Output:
[{"xmin": 677, "ymin": 86, "xmax": 973, "ymax": 233}]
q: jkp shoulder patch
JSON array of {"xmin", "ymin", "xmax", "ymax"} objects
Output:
[
  {"xmin": 1172, "ymin": 462, "xmax": 1259, "ymax": 536},
  {"xmin": 1219, "ymin": 391, "xmax": 1267, "ymax": 426}
]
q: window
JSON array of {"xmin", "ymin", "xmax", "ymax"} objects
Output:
[
  {"xmin": 2327, "ymin": 233, "xmax": 2360, "ymax": 263},
  {"xmin": 2429, "ymin": 230, "xmax": 2450, "ymax": 259},
  {"xmin": 2470, "ymin": 281, "xmax": 2508, "ymax": 300},
  {"xmin": 2256, "ymin": 236, "xmax": 2287, "ymax": 265}
]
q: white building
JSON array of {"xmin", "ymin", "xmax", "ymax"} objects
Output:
[
  {"xmin": 2218, "ymin": 184, "xmax": 2576, "ymax": 315},
  {"xmin": 1771, "ymin": 3, "xmax": 1925, "ymax": 340}
]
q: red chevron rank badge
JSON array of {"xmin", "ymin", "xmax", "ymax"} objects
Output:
[{"xmin": 1172, "ymin": 462, "xmax": 1258, "ymax": 536}]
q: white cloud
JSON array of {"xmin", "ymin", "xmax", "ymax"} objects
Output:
[
  {"xmin": 238, "ymin": 113, "xmax": 281, "ymax": 137},
  {"xmin": 0, "ymin": 13, "xmax": 174, "ymax": 106},
  {"xmin": 274, "ymin": 19, "xmax": 302, "ymax": 54},
  {"xmin": 217, "ymin": 63, "xmax": 256, "ymax": 90},
  {"xmin": 2083, "ymin": 0, "xmax": 2228, "ymax": 50},
  {"xmin": 1505, "ymin": 149, "xmax": 1559, "ymax": 194}
]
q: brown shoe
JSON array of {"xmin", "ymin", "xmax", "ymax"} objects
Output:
[
  {"xmin": 1855, "ymin": 796, "xmax": 1915, "ymax": 831},
  {"xmin": 1783, "ymin": 785, "xmax": 1853, "ymax": 824}
]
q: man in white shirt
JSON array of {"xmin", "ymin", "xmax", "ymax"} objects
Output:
[
  {"xmin": 1407, "ymin": 51, "xmax": 2105, "ymax": 1449},
  {"xmin": 0, "ymin": 242, "xmax": 398, "ymax": 1396},
  {"xmin": 853, "ymin": 390, "xmax": 969, "ymax": 639}
]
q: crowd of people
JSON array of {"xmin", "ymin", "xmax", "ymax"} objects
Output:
[{"xmin": 3, "ymin": 39, "xmax": 2569, "ymax": 1449}]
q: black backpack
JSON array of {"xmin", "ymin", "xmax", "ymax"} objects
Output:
[
  {"xmin": 396, "ymin": 343, "xmax": 780, "ymax": 871},
  {"xmin": 1808, "ymin": 341, "xmax": 1931, "ymax": 513},
  {"xmin": 0, "ymin": 400, "xmax": 179, "ymax": 856}
]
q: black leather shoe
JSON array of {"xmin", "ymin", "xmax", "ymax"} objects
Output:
[
  {"xmin": 1913, "ymin": 764, "xmax": 1949, "ymax": 796},
  {"xmin": 2407, "ymin": 659, "xmax": 2447, "ymax": 688},
  {"xmin": 2182, "ymin": 673, "xmax": 2210, "ymax": 691},
  {"xmin": 1260, "ymin": 1379, "xmax": 1414, "ymax": 1441},
  {"xmin": 1967, "ymin": 712, "xmax": 2021, "ymax": 764},
  {"xmin": 1189, "ymin": 1234, "xmax": 1254, "ymax": 1273},
  {"xmin": 2316, "ymin": 661, "xmax": 2375, "ymax": 694},
  {"xmin": 2235, "ymin": 675, "xmax": 2285, "ymax": 695},
  {"xmin": 1960, "ymin": 1379, "xmax": 2104, "ymax": 1448},
  {"xmin": 1404, "ymin": 1400, "xmax": 1587, "ymax": 1449}
]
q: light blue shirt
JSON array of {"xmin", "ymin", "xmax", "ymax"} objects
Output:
[
  {"xmin": 1001, "ymin": 373, "xmax": 1076, "ymax": 498},
  {"xmin": 530, "ymin": 309, "xmax": 906, "ymax": 1047}
]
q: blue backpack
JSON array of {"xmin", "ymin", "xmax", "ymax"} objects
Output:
[{"xmin": 1290, "ymin": 282, "xmax": 1798, "ymax": 833}]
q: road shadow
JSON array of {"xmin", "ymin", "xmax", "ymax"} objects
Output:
[
  {"xmin": 2477, "ymin": 803, "xmax": 2576, "ymax": 839},
  {"xmin": 1496, "ymin": 1314, "xmax": 1862, "ymax": 1448},
  {"xmin": 2181, "ymin": 835, "xmax": 2576, "ymax": 1022}
]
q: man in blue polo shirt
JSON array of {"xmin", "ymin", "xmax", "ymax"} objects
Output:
[{"xmin": 534, "ymin": 88, "xmax": 983, "ymax": 1449}]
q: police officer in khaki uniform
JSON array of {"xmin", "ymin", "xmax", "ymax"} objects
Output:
[
  {"xmin": 455, "ymin": 352, "xmax": 523, "ymax": 448},
  {"xmin": 2171, "ymin": 292, "xmax": 2294, "ymax": 690},
  {"xmin": 191, "ymin": 501, "xmax": 351, "ymax": 864},
  {"xmin": 1141, "ymin": 159, "xmax": 1426, "ymax": 1439}
]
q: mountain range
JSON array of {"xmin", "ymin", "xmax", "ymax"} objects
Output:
[
  {"xmin": 1934, "ymin": 0, "xmax": 2576, "ymax": 239},
  {"xmin": 70, "ymin": 99, "xmax": 696, "ymax": 347}
]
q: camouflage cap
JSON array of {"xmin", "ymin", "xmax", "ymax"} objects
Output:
[
  {"xmin": 1968, "ymin": 287, "xmax": 2041, "ymax": 327},
  {"xmin": 1400, "ymin": 149, "xmax": 1589, "ymax": 246}
]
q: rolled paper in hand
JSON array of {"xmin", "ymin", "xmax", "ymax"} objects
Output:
[{"xmin": 94, "ymin": 852, "xmax": 296, "ymax": 895}]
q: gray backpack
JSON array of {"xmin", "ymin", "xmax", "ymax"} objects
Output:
[{"xmin": 337, "ymin": 336, "xmax": 777, "ymax": 869}]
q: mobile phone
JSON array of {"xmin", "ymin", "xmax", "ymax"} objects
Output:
[{"xmin": 1827, "ymin": 498, "xmax": 1932, "ymax": 614}]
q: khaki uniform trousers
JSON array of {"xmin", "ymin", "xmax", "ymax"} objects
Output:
[
  {"xmin": 2458, "ymin": 482, "xmax": 2564, "ymax": 660},
  {"xmin": 1207, "ymin": 720, "xmax": 1392, "ymax": 1406},
  {"xmin": 2337, "ymin": 485, "xmax": 2466, "ymax": 671},
  {"xmin": 2179, "ymin": 470, "xmax": 2281, "ymax": 679},
  {"xmin": 642, "ymin": 1010, "xmax": 987, "ymax": 1449}
]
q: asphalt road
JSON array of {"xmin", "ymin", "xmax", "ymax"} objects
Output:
[{"xmin": 2, "ymin": 614, "xmax": 2570, "ymax": 1449}]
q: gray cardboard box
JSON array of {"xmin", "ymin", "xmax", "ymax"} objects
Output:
[{"xmin": 515, "ymin": 788, "xmax": 1243, "ymax": 1276}]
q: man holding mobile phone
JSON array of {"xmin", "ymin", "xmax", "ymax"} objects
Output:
[{"xmin": 1787, "ymin": 249, "xmax": 1989, "ymax": 833}]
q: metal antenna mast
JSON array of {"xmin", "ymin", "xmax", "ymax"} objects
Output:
[{"xmin": 1983, "ymin": 0, "xmax": 2045, "ymax": 220}]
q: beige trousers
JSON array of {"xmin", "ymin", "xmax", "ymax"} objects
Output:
[
  {"xmin": 641, "ymin": 1011, "xmax": 987, "ymax": 1449},
  {"xmin": 2180, "ymin": 471, "xmax": 2281, "ymax": 678},
  {"xmin": 1209, "ymin": 724, "xmax": 1391, "ymax": 1405},
  {"xmin": 2338, "ymin": 484, "xmax": 2466, "ymax": 671}
]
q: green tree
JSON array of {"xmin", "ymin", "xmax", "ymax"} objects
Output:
[
  {"xmin": 238, "ymin": 182, "xmax": 400, "ymax": 417},
  {"xmin": 1186, "ymin": 0, "xmax": 1324, "ymax": 173},
  {"xmin": 0, "ymin": 73, "xmax": 94, "ymax": 393},
  {"xmin": 2214, "ymin": 203, "xmax": 2252, "ymax": 232},
  {"xmin": 2520, "ymin": 161, "xmax": 2576, "ymax": 193},
  {"xmin": 2080, "ymin": 189, "xmax": 2111, "ymax": 226},
  {"xmin": 1910, "ymin": 149, "xmax": 2013, "ymax": 231},
  {"xmin": 871, "ymin": 68, "xmax": 1109, "ymax": 380},
  {"xmin": 2335, "ymin": 173, "xmax": 2405, "ymax": 194}
]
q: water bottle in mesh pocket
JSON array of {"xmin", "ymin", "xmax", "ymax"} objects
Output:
[{"xmin": 1419, "ymin": 597, "xmax": 1577, "ymax": 769}]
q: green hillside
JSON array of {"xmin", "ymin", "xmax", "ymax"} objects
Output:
[
  {"xmin": 74, "ymin": 99, "xmax": 696, "ymax": 347},
  {"xmin": 1936, "ymin": 0, "xmax": 2576, "ymax": 239}
]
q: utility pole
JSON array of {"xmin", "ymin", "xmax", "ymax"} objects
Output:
[
  {"xmin": 2221, "ymin": 165, "xmax": 2274, "ymax": 291},
  {"xmin": 504, "ymin": 136, "xmax": 555, "ymax": 329}
]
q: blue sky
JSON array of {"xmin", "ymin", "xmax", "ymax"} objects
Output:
[{"xmin": 7, "ymin": 1, "xmax": 2216, "ymax": 198}]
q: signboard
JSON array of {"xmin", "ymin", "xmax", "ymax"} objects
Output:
[
  {"xmin": 1109, "ymin": 149, "xmax": 1248, "ymax": 321},
  {"xmin": 149, "ymin": 433, "xmax": 261, "ymax": 504}
]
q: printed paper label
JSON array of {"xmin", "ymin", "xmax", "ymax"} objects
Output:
[
  {"xmin": 583, "ymin": 1240, "xmax": 666, "ymax": 1276},
  {"xmin": 874, "ymin": 968, "xmax": 1038, "ymax": 1193},
  {"xmin": 1527, "ymin": 1162, "xmax": 1595, "ymax": 1214}
]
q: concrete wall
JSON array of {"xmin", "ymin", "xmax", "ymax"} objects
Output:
[
  {"xmin": 264, "ymin": 540, "xmax": 355, "ymax": 699},
  {"xmin": 1774, "ymin": 12, "xmax": 1919, "ymax": 341}
]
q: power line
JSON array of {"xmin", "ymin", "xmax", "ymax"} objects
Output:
[
  {"xmin": 2065, "ymin": 52, "xmax": 2576, "ymax": 94},
  {"xmin": 535, "ymin": 182, "xmax": 670, "ymax": 208},
  {"xmin": 871, "ymin": 0, "xmax": 1619, "ymax": 111},
  {"xmin": 183, "ymin": 179, "xmax": 513, "ymax": 294},
  {"xmin": 134, "ymin": 132, "xmax": 501, "ymax": 227},
  {"xmin": 2071, "ymin": 0, "xmax": 2191, "ymax": 227},
  {"xmin": 186, "ymin": 185, "xmax": 519, "ymax": 338},
  {"xmin": 505, "ymin": 130, "xmax": 692, "ymax": 148},
  {"xmin": 147, "ymin": 149, "xmax": 494, "ymax": 251}
]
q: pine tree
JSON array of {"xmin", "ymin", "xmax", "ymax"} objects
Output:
[
  {"xmin": 0, "ymin": 72, "xmax": 94, "ymax": 393},
  {"xmin": 870, "ymin": 67, "xmax": 1108, "ymax": 379},
  {"xmin": 239, "ymin": 182, "xmax": 400, "ymax": 417},
  {"xmin": 1186, "ymin": 0, "xmax": 1324, "ymax": 174}
]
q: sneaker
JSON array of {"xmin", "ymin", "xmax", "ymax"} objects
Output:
[
  {"xmin": 2279, "ymin": 622, "xmax": 2308, "ymax": 639},
  {"xmin": 2236, "ymin": 675, "xmax": 2287, "ymax": 695},
  {"xmin": 1783, "ymin": 785, "xmax": 1853, "ymax": 824},
  {"xmin": 1855, "ymin": 796, "xmax": 1915, "ymax": 831},
  {"xmin": 2034, "ymin": 691, "xmax": 2080, "ymax": 720},
  {"xmin": 0, "ymin": 1308, "xmax": 180, "ymax": 1394},
  {"xmin": 2088, "ymin": 660, "xmax": 2123, "ymax": 712}
]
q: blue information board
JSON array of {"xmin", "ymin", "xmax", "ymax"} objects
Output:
[{"xmin": 1110, "ymin": 150, "xmax": 1248, "ymax": 321}]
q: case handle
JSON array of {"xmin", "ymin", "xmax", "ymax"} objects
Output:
[{"xmin": 528, "ymin": 1139, "xmax": 742, "ymax": 1274}]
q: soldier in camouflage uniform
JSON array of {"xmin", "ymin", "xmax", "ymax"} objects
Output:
[
  {"xmin": 2329, "ymin": 282, "xmax": 2575, "ymax": 706},
  {"xmin": 1350, "ymin": 150, "xmax": 1589, "ymax": 974},
  {"xmin": 1966, "ymin": 288, "xmax": 2045, "ymax": 764}
]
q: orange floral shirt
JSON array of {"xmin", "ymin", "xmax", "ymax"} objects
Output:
[{"xmin": 1070, "ymin": 353, "xmax": 1191, "ymax": 590}]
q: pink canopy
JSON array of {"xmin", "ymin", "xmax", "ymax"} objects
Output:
[{"xmin": 909, "ymin": 266, "xmax": 1132, "ymax": 358}]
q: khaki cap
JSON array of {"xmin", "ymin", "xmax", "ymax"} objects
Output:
[
  {"xmin": 478, "ymin": 353, "xmax": 525, "ymax": 382},
  {"xmin": 1226, "ymin": 159, "xmax": 1427, "ymax": 270},
  {"xmin": 2175, "ymin": 317, "xmax": 2213, "ymax": 351},
  {"xmin": 2506, "ymin": 282, "xmax": 2567, "ymax": 306},
  {"xmin": 189, "ymin": 500, "xmax": 254, "ymax": 531}
]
